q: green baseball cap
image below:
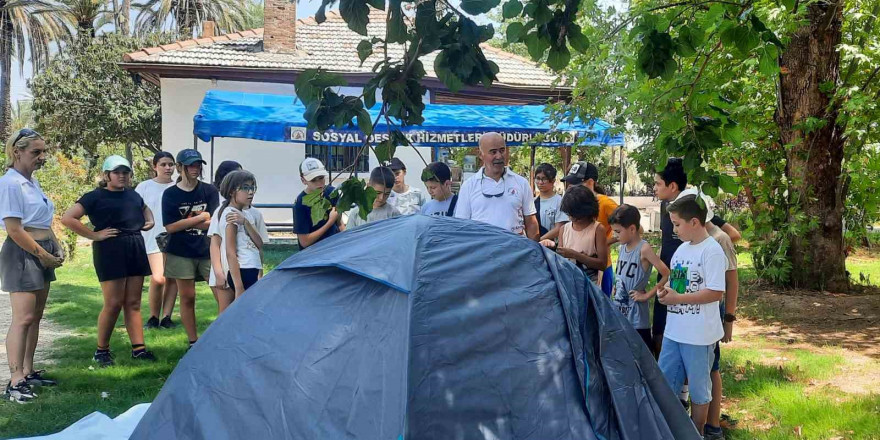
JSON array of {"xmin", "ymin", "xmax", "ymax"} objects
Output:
[
  {"xmin": 102, "ymin": 155, "xmax": 132, "ymax": 172},
  {"xmin": 176, "ymin": 149, "xmax": 206, "ymax": 166}
]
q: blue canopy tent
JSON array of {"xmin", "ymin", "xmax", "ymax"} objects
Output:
[{"xmin": 192, "ymin": 90, "xmax": 627, "ymax": 201}]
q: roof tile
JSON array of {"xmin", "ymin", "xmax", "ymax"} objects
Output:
[{"xmin": 123, "ymin": 8, "xmax": 560, "ymax": 89}]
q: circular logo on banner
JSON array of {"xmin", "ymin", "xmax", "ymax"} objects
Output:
[{"xmin": 290, "ymin": 127, "xmax": 307, "ymax": 142}]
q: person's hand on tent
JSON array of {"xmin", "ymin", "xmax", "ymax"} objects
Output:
[
  {"xmin": 539, "ymin": 239, "xmax": 556, "ymax": 248},
  {"xmin": 556, "ymin": 247, "xmax": 578, "ymax": 259}
]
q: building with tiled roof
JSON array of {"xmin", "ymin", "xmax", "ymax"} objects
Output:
[{"xmin": 120, "ymin": 1, "xmax": 570, "ymax": 223}]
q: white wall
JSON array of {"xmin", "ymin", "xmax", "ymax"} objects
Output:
[{"xmin": 160, "ymin": 78, "xmax": 431, "ymax": 223}]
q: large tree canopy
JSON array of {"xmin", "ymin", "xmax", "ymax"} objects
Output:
[
  {"xmin": 29, "ymin": 33, "xmax": 173, "ymax": 161},
  {"xmin": 300, "ymin": 0, "xmax": 878, "ymax": 291}
]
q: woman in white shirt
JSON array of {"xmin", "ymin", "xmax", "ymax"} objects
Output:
[
  {"xmin": 0, "ymin": 129, "xmax": 65, "ymax": 402},
  {"xmin": 136, "ymin": 152, "xmax": 179, "ymax": 330}
]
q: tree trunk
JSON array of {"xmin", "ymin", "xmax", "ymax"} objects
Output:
[
  {"xmin": 776, "ymin": 1, "xmax": 848, "ymax": 291},
  {"xmin": 120, "ymin": 0, "xmax": 131, "ymax": 36},
  {"xmin": 0, "ymin": 10, "xmax": 12, "ymax": 142}
]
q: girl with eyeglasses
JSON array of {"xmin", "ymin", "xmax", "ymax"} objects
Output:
[
  {"xmin": 62, "ymin": 155, "xmax": 157, "ymax": 367},
  {"xmin": 212, "ymin": 171, "xmax": 264, "ymax": 302},
  {"xmin": 0, "ymin": 129, "xmax": 64, "ymax": 402}
]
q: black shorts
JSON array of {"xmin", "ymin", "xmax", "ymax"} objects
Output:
[
  {"xmin": 93, "ymin": 234, "xmax": 151, "ymax": 282},
  {"xmin": 637, "ymin": 328, "xmax": 653, "ymax": 350},
  {"xmin": 652, "ymin": 272, "xmax": 668, "ymax": 336},
  {"xmin": 227, "ymin": 268, "xmax": 260, "ymax": 292}
]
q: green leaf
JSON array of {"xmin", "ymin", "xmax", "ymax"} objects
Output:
[
  {"xmin": 721, "ymin": 25, "xmax": 761, "ymax": 57},
  {"xmin": 366, "ymin": 0, "xmax": 384, "ymax": 10},
  {"xmin": 567, "ymin": 24, "xmax": 590, "ymax": 54},
  {"xmin": 460, "ymin": 0, "xmax": 501, "ymax": 15},
  {"xmin": 718, "ymin": 174, "xmax": 738, "ymax": 194},
  {"xmin": 781, "ymin": 0, "xmax": 796, "ymax": 12},
  {"xmin": 387, "ymin": 0, "xmax": 408, "ymax": 44},
  {"xmin": 357, "ymin": 108, "xmax": 373, "ymax": 136},
  {"xmin": 701, "ymin": 182, "xmax": 719, "ymax": 198},
  {"xmin": 316, "ymin": 2, "xmax": 328, "ymax": 23},
  {"xmin": 375, "ymin": 139, "xmax": 397, "ymax": 163},
  {"xmin": 357, "ymin": 40, "xmax": 373, "ymax": 65},
  {"xmin": 758, "ymin": 44, "xmax": 779, "ymax": 75},
  {"xmin": 303, "ymin": 189, "xmax": 331, "ymax": 224},
  {"xmin": 524, "ymin": 32, "xmax": 549, "ymax": 61},
  {"xmin": 675, "ymin": 24, "xmax": 704, "ymax": 57},
  {"xmin": 339, "ymin": 0, "xmax": 371, "ymax": 36},
  {"xmin": 637, "ymin": 30, "xmax": 677, "ymax": 79},
  {"xmin": 502, "ymin": 0, "xmax": 523, "ymax": 19},
  {"xmin": 506, "ymin": 22, "xmax": 526, "ymax": 43},
  {"xmin": 358, "ymin": 186, "xmax": 378, "ymax": 220},
  {"xmin": 434, "ymin": 52, "xmax": 465, "ymax": 92},
  {"xmin": 546, "ymin": 44, "xmax": 571, "ymax": 71},
  {"xmin": 421, "ymin": 168, "xmax": 437, "ymax": 182}
]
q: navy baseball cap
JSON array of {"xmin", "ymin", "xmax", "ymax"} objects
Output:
[
  {"xmin": 561, "ymin": 162, "xmax": 599, "ymax": 184},
  {"xmin": 388, "ymin": 157, "xmax": 406, "ymax": 171},
  {"xmin": 421, "ymin": 161, "xmax": 451, "ymax": 183},
  {"xmin": 176, "ymin": 149, "xmax": 206, "ymax": 166}
]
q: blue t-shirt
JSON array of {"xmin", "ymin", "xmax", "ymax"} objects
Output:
[
  {"xmin": 293, "ymin": 186, "xmax": 339, "ymax": 249},
  {"xmin": 420, "ymin": 195, "xmax": 456, "ymax": 216}
]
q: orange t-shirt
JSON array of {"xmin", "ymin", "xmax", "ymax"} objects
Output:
[{"xmin": 596, "ymin": 194, "xmax": 618, "ymax": 267}]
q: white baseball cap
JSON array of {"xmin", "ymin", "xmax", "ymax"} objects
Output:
[
  {"xmin": 675, "ymin": 188, "xmax": 715, "ymax": 222},
  {"xmin": 300, "ymin": 157, "xmax": 329, "ymax": 181}
]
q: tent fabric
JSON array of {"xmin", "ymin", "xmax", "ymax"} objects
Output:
[
  {"xmin": 13, "ymin": 403, "xmax": 151, "ymax": 440},
  {"xmin": 131, "ymin": 215, "xmax": 699, "ymax": 440},
  {"xmin": 193, "ymin": 90, "xmax": 625, "ymax": 147}
]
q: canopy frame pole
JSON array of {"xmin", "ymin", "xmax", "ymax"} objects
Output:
[
  {"xmin": 529, "ymin": 146, "xmax": 536, "ymax": 195},
  {"xmin": 210, "ymin": 138, "xmax": 215, "ymax": 184},
  {"xmin": 193, "ymin": 134, "xmax": 198, "ymax": 151},
  {"xmin": 619, "ymin": 145, "xmax": 624, "ymax": 205}
]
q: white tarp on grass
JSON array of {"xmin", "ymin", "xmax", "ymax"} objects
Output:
[{"xmin": 14, "ymin": 403, "xmax": 150, "ymax": 440}]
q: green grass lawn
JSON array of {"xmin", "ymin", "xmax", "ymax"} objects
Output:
[
  {"xmin": 1, "ymin": 245, "xmax": 878, "ymax": 439},
  {"xmin": 0, "ymin": 244, "xmax": 296, "ymax": 439}
]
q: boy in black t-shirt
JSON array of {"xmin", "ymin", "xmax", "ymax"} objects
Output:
[
  {"xmin": 293, "ymin": 158, "xmax": 343, "ymax": 249},
  {"xmin": 161, "ymin": 149, "xmax": 219, "ymax": 349}
]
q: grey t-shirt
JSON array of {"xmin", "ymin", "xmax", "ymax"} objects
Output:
[
  {"xmin": 612, "ymin": 240, "xmax": 653, "ymax": 329},
  {"xmin": 537, "ymin": 194, "xmax": 569, "ymax": 231},
  {"xmin": 347, "ymin": 203, "xmax": 401, "ymax": 229},
  {"xmin": 389, "ymin": 187, "xmax": 427, "ymax": 215}
]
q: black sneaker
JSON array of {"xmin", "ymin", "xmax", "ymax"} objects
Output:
[
  {"xmin": 93, "ymin": 350, "xmax": 115, "ymax": 368},
  {"xmin": 131, "ymin": 349, "xmax": 157, "ymax": 362},
  {"xmin": 159, "ymin": 316, "xmax": 177, "ymax": 329},
  {"xmin": 4, "ymin": 380, "xmax": 36, "ymax": 404},
  {"xmin": 144, "ymin": 316, "xmax": 160, "ymax": 329},
  {"xmin": 25, "ymin": 370, "xmax": 57, "ymax": 387},
  {"xmin": 680, "ymin": 399, "xmax": 690, "ymax": 410}
]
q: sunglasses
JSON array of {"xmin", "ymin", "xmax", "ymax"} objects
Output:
[
  {"xmin": 480, "ymin": 173, "xmax": 505, "ymax": 198},
  {"xmin": 12, "ymin": 128, "xmax": 39, "ymax": 146}
]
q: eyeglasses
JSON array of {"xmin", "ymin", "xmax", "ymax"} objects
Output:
[
  {"xmin": 535, "ymin": 177, "xmax": 551, "ymax": 183},
  {"xmin": 480, "ymin": 172, "xmax": 505, "ymax": 198},
  {"xmin": 12, "ymin": 129, "xmax": 39, "ymax": 146},
  {"xmin": 239, "ymin": 184, "xmax": 257, "ymax": 194}
]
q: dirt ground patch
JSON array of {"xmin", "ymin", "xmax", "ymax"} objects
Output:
[{"xmin": 738, "ymin": 281, "xmax": 880, "ymax": 358}]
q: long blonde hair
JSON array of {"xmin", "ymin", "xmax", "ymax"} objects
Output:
[{"xmin": 5, "ymin": 129, "xmax": 43, "ymax": 169}]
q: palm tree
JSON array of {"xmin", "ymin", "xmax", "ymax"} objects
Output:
[
  {"xmin": 11, "ymin": 99, "xmax": 35, "ymax": 132},
  {"xmin": 240, "ymin": 0, "xmax": 262, "ymax": 30},
  {"xmin": 60, "ymin": 0, "xmax": 113, "ymax": 38},
  {"xmin": 134, "ymin": 0, "xmax": 250, "ymax": 39},
  {"xmin": 0, "ymin": 0, "xmax": 68, "ymax": 140}
]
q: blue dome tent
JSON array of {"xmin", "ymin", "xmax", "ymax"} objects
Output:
[{"xmin": 131, "ymin": 216, "xmax": 699, "ymax": 439}]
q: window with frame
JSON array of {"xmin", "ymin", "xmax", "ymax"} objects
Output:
[{"xmin": 305, "ymin": 145, "xmax": 370, "ymax": 174}]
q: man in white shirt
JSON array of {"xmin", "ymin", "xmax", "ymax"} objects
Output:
[{"xmin": 454, "ymin": 132, "xmax": 539, "ymax": 240}]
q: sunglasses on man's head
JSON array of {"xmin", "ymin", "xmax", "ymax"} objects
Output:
[{"xmin": 12, "ymin": 129, "xmax": 39, "ymax": 146}]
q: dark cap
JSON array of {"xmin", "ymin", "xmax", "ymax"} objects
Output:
[
  {"xmin": 176, "ymin": 149, "xmax": 206, "ymax": 166},
  {"xmin": 421, "ymin": 161, "xmax": 451, "ymax": 183},
  {"xmin": 388, "ymin": 157, "xmax": 406, "ymax": 171},
  {"xmin": 561, "ymin": 161, "xmax": 599, "ymax": 184}
]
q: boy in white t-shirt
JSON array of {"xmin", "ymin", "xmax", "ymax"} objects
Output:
[
  {"xmin": 656, "ymin": 194, "xmax": 726, "ymax": 436},
  {"xmin": 388, "ymin": 157, "xmax": 427, "ymax": 215},
  {"xmin": 347, "ymin": 167, "xmax": 401, "ymax": 229}
]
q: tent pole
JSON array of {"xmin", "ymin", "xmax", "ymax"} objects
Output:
[
  {"xmin": 193, "ymin": 135, "xmax": 198, "ymax": 151},
  {"xmin": 561, "ymin": 147, "xmax": 572, "ymax": 176},
  {"xmin": 211, "ymin": 138, "xmax": 215, "ymax": 184},
  {"xmin": 619, "ymin": 145, "xmax": 624, "ymax": 205},
  {"xmin": 529, "ymin": 146, "xmax": 536, "ymax": 195}
]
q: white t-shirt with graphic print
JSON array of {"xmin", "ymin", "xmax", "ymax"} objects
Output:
[{"xmin": 664, "ymin": 236, "xmax": 727, "ymax": 346}]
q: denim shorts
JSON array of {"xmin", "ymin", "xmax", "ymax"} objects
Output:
[{"xmin": 658, "ymin": 337, "xmax": 714, "ymax": 405}]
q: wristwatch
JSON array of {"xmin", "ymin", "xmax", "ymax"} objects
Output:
[{"xmin": 723, "ymin": 313, "xmax": 737, "ymax": 323}]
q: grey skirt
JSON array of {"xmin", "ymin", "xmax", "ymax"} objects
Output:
[{"xmin": 0, "ymin": 237, "xmax": 58, "ymax": 292}]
